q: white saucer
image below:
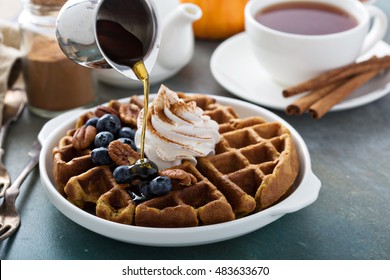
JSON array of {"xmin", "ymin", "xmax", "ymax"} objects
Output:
[{"xmin": 210, "ymin": 33, "xmax": 390, "ymax": 111}]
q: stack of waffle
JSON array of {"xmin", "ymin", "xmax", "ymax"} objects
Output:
[{"xmin": 52, "ymin": 92, "xmax": 299, "ymax": 227}]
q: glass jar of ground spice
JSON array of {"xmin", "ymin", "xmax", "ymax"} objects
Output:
[{"xmin": 19, "ymin": 0, "xmax": 96, "ymax": 118}]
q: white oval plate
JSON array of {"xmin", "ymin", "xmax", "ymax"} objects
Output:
[
  {"xmin": 211, "ymin": 33, "xmax": 390, "ymax": 111},
  {"xmin": 38, "ymin": 95, "xmax": 321, "ymax": 246}
]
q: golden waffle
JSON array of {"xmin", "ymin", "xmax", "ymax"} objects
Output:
[
  {"xmin": 178, "ymin": 92, "xmax": 239, "ymax": 124},
  {"xmin": 96, "ymin": 184, "xmax": 136, "ymax": 225},
  {"xmin": 197, "ymin": 117, "xmax": 299, "ymax": 216},
  {"xmin": 135, "ymin": 161, "xmax": 235, "ymax": 227},
  {"xmin": 52, "ymin": 144, "xmax": 94, "ymax": 195},
  {"xmin": 52, "ymin": 92, "xmax": 299, "ymax": 228},
  {"xmin": 52, "ymin": 96, "xmax": 143, "ymax": 193},
  {"xmin": 64, "ymin": 165, "xmax": 118, "ymax": 208},
  {"xmin": 177, "ymin": 92, "xmax": 216, "ymax": 110}
]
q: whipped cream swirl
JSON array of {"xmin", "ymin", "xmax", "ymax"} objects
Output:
[{"xmin": 135, "ymin": 85, "xmax": 220, "ymax": 169}]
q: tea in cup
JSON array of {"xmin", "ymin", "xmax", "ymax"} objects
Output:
[{"xmin": 245, "ymin": 0, "xmax": 388, "ymax": 86}]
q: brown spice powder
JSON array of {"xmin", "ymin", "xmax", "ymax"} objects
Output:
[
  {"xmin": 31, "ymin": 0, "xmax": 67, "ymax": 6},
  {"xmin": 24, "ymin": 38, "xmax": 95, "ymax": 111}
]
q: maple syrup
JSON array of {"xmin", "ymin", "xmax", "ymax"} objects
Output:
[{"xmin": 96, "ymin": 19, "xmax": 150, "ymax": 162}]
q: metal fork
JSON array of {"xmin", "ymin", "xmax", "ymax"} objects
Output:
[
  {"xmin": 0, "ymin": 140, "xmax": 41, "ymax": 242},
  {"xmin": 0, "ymin": 149, "xmax": 11, "ymax": 198},
  {"xmin": 0, "ymin": 89, "xmax": 26, "ymax": 197}
]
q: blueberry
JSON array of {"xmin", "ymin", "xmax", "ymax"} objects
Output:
[
  {"xmin": 94, "ymin": 131, "xmax": 114, "ymax": 148},
  {"xmin": 138, "ymin": 181, "xmax": 152, "ymax": 197},
  {"xmin": 91, "ymin": 147, "xmax": 112, "ymax": 165},
  {"xmin": 85, "ymin": 117, "xmax": 99, "ymax": 127},
  {"xmin": 118, "ymin": 127, "xmax": 136, "ymax": 141},
  {"xmin": 149, "ymin": 176, "xmax": 172, "ymax": 196},
  {"xmin": 129, "ymin": 159, "xmax": 159, "ymax": 180},
  {"xmin": 96, "ymin": 114, "xmax": 121, "ymax": 134},
  {"xmin": 113, "ymin": 165, "xmax": 134, "ymax": 183},
  {"xmin": 117, "ymin": 137, "xmax": 137, "ymax": 151}
]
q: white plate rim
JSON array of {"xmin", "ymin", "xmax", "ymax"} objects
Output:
[
  {"xmin": 38, "ymin": 94, "xmax": 321, "ymax": 246},
  {"xmin": 210, "ymin": 32, "xmax": 390, "ymax": 112}
]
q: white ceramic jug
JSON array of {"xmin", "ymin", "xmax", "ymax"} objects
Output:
[{"xmin": 95, "ymin": 0, "xmax": 202, "ymax": 88}]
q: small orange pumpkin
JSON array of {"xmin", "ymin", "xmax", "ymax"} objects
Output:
[{"xmin": 179, "ymin": 0, "xmax": 249, "ymax": 40}]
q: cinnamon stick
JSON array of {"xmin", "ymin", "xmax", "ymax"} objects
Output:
[
  {"xmin": 285, "ymin": 80, "xmax": 344, "ymax": 115},
  {"xmin": 309, "ymin": 68, "xmax": 380, "ymax": 119},
  {"xmin": 283, "ymin": 56, "xmax": 390, "ymax": 97}
]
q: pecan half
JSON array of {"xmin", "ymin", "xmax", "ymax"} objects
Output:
[
  {"xmin": 75, "ymin": 111, "xmax": 96, "ymax": 128},
  {"xmin": 129, "ymin": 95, "xmax": 144, "ymax": 109},
  {"xmin": 108, "ymin": 140, "xmax": 140, "ymax": 165},
  {"xmin": 159, "ymin": 169, "xmax": 197, "ymax": 187},
  {"xmin": 94, "ymin": 105, "xmax": 119, "ymax": 118},
  {"xmin": 72, "ymin": 125, "xmax": 97, "ymax": 150},
  {"xmin": 119, "ymin": 103, "xmax": 140, "ymax": 128},
  {"xmin": 107, "ymin": 100, "xmax": 122, "ymax": 112}
]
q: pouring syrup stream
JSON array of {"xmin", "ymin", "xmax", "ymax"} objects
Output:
[
  {"xmin": 96, "ymin": 19, "xmax": 150, "ymax": 162},
  {"xmin": 132, "ymin": 61, "xmax": 149, "ymax": 162}
]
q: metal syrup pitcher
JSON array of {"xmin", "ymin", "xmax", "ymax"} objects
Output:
[{"xmin": 56, "ymin": 0, "xmax": 161, "ymax": 81}]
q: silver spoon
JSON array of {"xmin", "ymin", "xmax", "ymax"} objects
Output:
[{"xmin": 0, "ymin": 89, "xmax": 26, "ymax": 197}]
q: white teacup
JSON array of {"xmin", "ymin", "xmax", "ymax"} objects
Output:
[{"xmin": 245, "ymin": 0, "xmax": 388, "ymax": 86}]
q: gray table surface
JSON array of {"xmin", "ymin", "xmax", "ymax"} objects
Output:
[{"xmin": 1, "ymin": 0, "xmax": 390, "ymax": 260}]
